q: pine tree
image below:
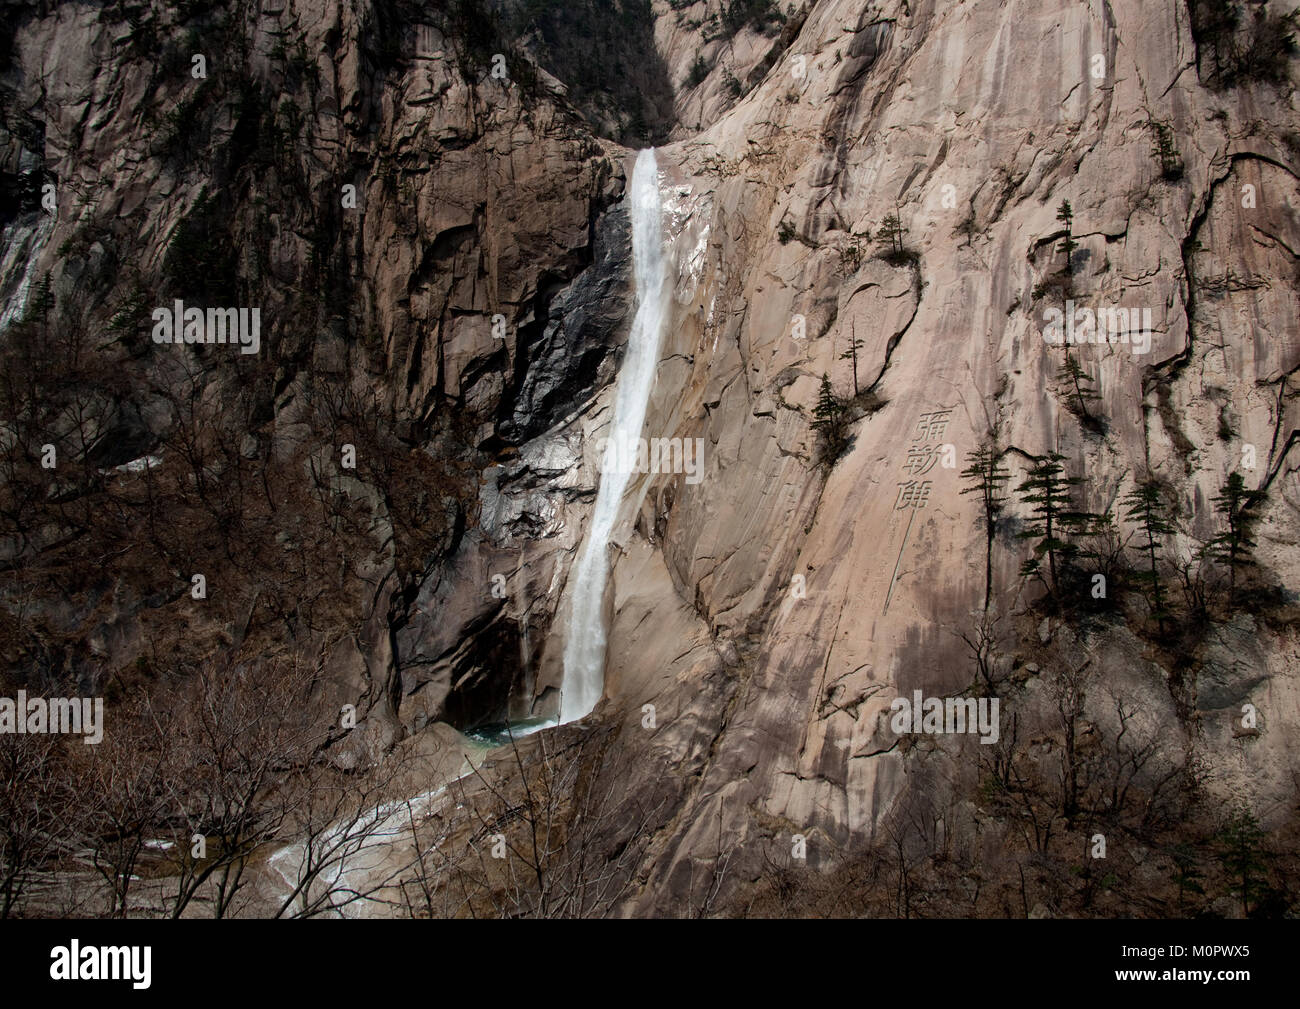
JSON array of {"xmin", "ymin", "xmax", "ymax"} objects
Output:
[
  {"xmin": 1017, "ymin": 451, "xmax": 1084, "ymax": 592},
  {"xmin": 876, "ymin": 207, "xmax": 907, "ymax": 260},
  {"xmin": 1057, "ymin": 349, "xmax": 1101, "ymax": 425},
  {"xmin": 839, "ymin": 321, "xmax": 864, "ymax": 396},
  {"xmin": 1122, "ymin": 477, "xmax": 1176, "ymax": 629},
  {"xmin": 839, "ymin": 233, "xmax": 865, "ymax": 273},
  {"xmin": 811, "ymin": 373, "xmax": 847, "ymax": 464},
  {"xmin": 1207, "ymin": 471, "xmax": 1262, "ymax": 605},
  {"xmin": 1169, "ymin": 843, "xmax": 1205, "ymax": 913},
  {"xmin": 1216, "ymin": 807, "xmax": 1266, "ymax": 917},
  {"xmin": 960, "ymin": 440, "xmax": 1012, "ymax": 609},
  {"xmin": 1056, "ymin": 199, "xmax": 1078, "ymax": 278},
  {"xmin": 23, "ymin": 275, "xmax": 54, "ymax": 341}
]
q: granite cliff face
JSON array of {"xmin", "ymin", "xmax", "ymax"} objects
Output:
[
  {"xmin": 610, "ymin": 0, "xmax": 1300, "ymax": 911},
  {"xmin": 2, "ymin": 0, "xmax": 1299, "ymax": 917}
]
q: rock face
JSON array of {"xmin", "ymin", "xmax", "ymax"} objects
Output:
[
  {"xmin": 498, "ymin": 201, "xmax": 633, "ymax": 444},
  {"xmin": 0, "ymin": 0, "xmax": 631, "ymax": 743},
  {"xmin": 601, "ymin": 0, "xmax": 1300, "ymax": 910},
  {"xmin": 3, "ymin": 0, "xmax": 1300, "ymax": 916}
]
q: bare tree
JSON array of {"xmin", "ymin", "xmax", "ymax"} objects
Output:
[
  {"xmin": 1054, "ymin": 658, "xmax": 1094, "ymax": 820},
  {"xmin": 397, "ymin": 726, "xmax": 671, "ymax": 918},
  {"xmin": 0, "ymin": 732, "xmax": 85, "ymax": 917},
  {"xmin": 82, "ymin": 697, "xmax": 178, "ymax": 917},
  {"xmin": 686, "ymin": 804, "xmax": 736, "ymax": 919},
  {"xmin": 161, "ymin": 654, "xmax": 327, "ymax": 918},
  {"xmin": 955, "ymin": 607, "xmax": 1003, "ymax": 691},
  {"xmin": 1096, "ymin": 688, "xmax": 1193, "ymax": 835},
  {"xmin": 270, "ymin": 753, "xmax": 425, "ymax": 919}
]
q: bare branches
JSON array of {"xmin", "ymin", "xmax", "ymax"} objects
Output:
[
  {"xmin": 392, "ymin": 726, "xmax": 672, "ymax": 919},
  {"xmin": 0, "ymin": 732, "xmax": 86, "ymax": 918}
]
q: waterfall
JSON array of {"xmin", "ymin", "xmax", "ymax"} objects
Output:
[
  {"xmin": 0, "ymin": 216, "xmax": 55, "ymax": 335},
  {"xmin": 560, "ymin": 148, "xmax": 668, "ymax": 724}
]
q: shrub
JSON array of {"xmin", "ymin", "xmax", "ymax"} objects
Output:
[
  {"xmin": 1149, "ymin": 119, "xmax": 1185, "ymax": 180},
  {"xmin": 721, "ymin": 0, "xmax": 785, "ymax": 36},
  {"xmin": 163, "ymin": 192, "xmax": 239, "ymax": 303},
  {"xmin": 687, "ymin": 54, "xmax": 711, "ymax": 88},
  {"xmin": 1189, "ymin": 0, "xmax": 1300, "ymax": 89}
]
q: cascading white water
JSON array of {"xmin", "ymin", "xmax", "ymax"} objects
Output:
[
  {"xmin": 560, "ymin": 148, "xmax": 668, "ymax": 724},
  {"xmin": 0, "ymin": 216, "xmax": 55, "ymax": 334}
]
